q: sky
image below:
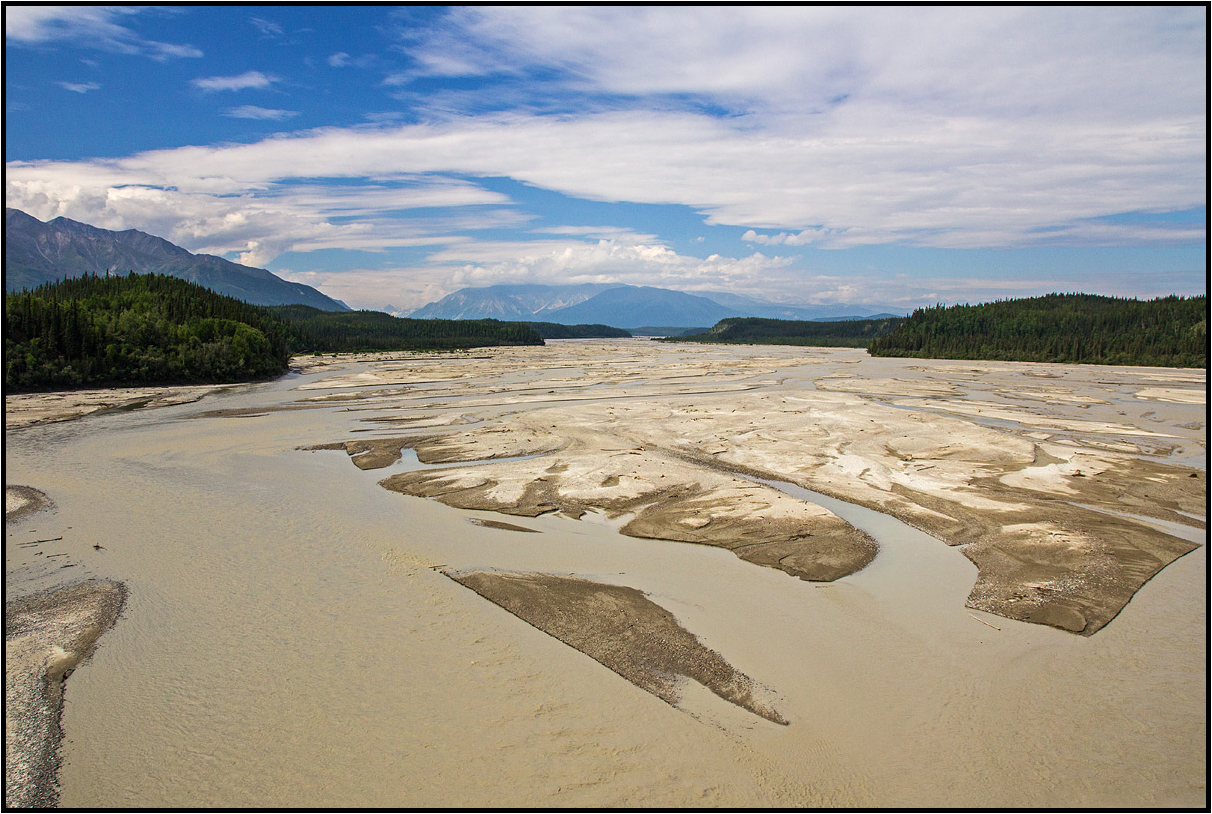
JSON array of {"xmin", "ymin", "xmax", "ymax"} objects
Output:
[{"xmin": 5, "ymin": 5, "xmax": 1207, "ymax": 313}]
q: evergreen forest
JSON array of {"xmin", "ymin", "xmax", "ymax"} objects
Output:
[
  {"xmin": 4, "ymin": 273, "xmax": 544, "ymax": 391},
  {"xmin": 523, "ymin": 322, "xmax": 632, "ymax": 339},
  {"xmin": 267, "ymin": 305, "xmax": 543, "ymax": 353},
  {"xmin": 665, "ymin": 316, "xmax": 904, "ymax": 347},
  {"xmin": 868, "ymin": 293, "xmax": 1207, "ymax": 368}
]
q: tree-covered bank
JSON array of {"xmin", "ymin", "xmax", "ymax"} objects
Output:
[
  {"xmin": 662, "ymin": 316, "xmax": 904, "ymax": 347},
  {"xmin": 267, "ymin": 304, "xmax": 543, "ymax": 353},
  {"xmin": 4, "ymin": 273, "xmax": 544, "ymax": 391},
  {"xmin": 868, "ymin": 293, "xmax": 1207, "ymax": 368},
  {"xmin": 5, "ymin": 273, "xmax": 291, "ymax": 389},
  {"xmin": 523, "ymin": 322, "xmax": 632, "ymax": 339}
]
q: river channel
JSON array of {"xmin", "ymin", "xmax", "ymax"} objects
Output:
[{"xmin": 4, "ymin": 344, "xmax": 1205, "ymax": 807}]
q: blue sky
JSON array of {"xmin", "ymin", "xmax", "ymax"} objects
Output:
[{"xmin": 5, "ymin": 6, "xmax": 1206, "ymax": 313}]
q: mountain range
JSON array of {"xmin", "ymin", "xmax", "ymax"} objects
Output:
[
  {"xmin": 408, "ymin": 283, "xmax": 902, "ymax": 328},
  {"xmin": 5, "ymin": 208, "xmax": 348, "ymax": 311},
  {"xmin": 5, "ymin": 208, "xmax": 904, "ymax": 327},
  {"xmin": 407, "ymin": 283, "xmax": 623, "ymax": 321}
]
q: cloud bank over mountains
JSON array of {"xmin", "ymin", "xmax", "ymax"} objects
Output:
[{"xmin": 5, "ymin": 6, "xmax": 1205, "ymax": 309}]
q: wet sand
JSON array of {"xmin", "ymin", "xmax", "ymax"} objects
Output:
[
  {"xmin": 5, "ymin": 579, "xmax": 126, "ymax": 808},
  {"xmin": 4, "ymin": 383, "xmax": 234, "ymax": 430},
  {"xmin": 6, "ymin": 485, "xmax": 53, "ymax": 522},
  {"xmin": 6, "ymin": 485, "xmax": 128, "ymax": 808},
  {"xmin": 4, "ymin": 340, "xmax": 1206, "ymax": 807},
  {"xmin": 447, "ymin": 569, "xmax": 787, "ymax": 724}
]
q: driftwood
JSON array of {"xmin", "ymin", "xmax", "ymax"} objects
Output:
[{"xmin": 968, "ymin": 613, "xmax": 1002, "ymax": 631}]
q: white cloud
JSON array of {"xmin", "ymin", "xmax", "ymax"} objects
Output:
[
  {"xmin": 264, "ymin": 180, "xmax": 510, "ymax": 214},
  {"xmin": 249, "ymin": 17, "xmax": 284, "ymax": 38},
  {"xmin": 222, "ymin": 106, "xmax": 298, "ymax": 121},
  {"xmin": 422, "ymin": 7, "xmax": 1204, "ymax": 122},
  {"xmin": 530, "ymin": 225, "xmax": 661, "ymax": 243},
  {"xmin": 191, "ymin": 71, "xmax": 275, "ymax": 92},
  {"xmin": 7, "ymin": 103, "xmax": 1205, "ymax": 279},
  {"xmin": 4, "ymin": 6, "xmax": 201, "ymax": 59},
  {"xmin": 424, "ymin": 238, "xmax": 794, "ymax": 293},
  {"xmin": 327, "ymin": 52, "xmax": 350, "ymax": 67},
  {"xmin": 7, "ymin": 101, "xmax": 1205, "ymax": 264},
  {"xmin": 5, "ymin": 165, "xmax": 520, "ymax": 268},
  {"xmin": 743, "ymin": 229, "xmax": 833, "ymax": 247},
  {"xmin": 272, "ymin": 238, "xmax": 797, "ymax": 312},
  {"xmin": 5, "ymin": 5, "xmax": 1205, "ymax": 308},
  {"xmin": 58, "ymin": 81, "xmax": 102, "ymax": 94},
  {"xmin": 273, "ymin": 267, "xmax": 456, "ymax": 313}
]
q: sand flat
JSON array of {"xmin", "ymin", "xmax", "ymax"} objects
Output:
[{"xmin": 315, "ymin": 346, "xmax": 1203, "ymax": 634}]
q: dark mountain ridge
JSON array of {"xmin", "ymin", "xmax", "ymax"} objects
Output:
[{"xmin": 5, "ymin": 208, "xmax": 348, "ymax": 311}]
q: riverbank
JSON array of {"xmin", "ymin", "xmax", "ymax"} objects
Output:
[{"xmin": 5, "ymin": 579, "xmax": 126, "ymax": 808}]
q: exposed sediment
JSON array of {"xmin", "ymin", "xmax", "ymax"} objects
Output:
[
  {"xmin": 378, "ymin": 441, "xmax": 877, "ymax": 583},
  {"xmin": 323, "ymin": 383, "xmax": 1201, "ymax": 634},
  {"xmin": 5, "ymin": 384, "xmax": 229, "ymax": 429},
  {"xmin": 468, "ymin": 518, "xmax": 541, "ymax": 533},
  {"xmin": 305, "ymin": 439, "xmax": 411, "ymax": 470},
  {"xmin": 297, "ymin": 342, "xmax": 1204, "ymax": 635},
  {"xmin": 446, "ymin": 569, "xmax": 787, "ymax": 724},
  {"xmin": 5, "ymin": 580, "xmax": 127, "ymax": 808},
  {"xmin": 6, "ymin": 485, "xmax": 54, "ymax": 523}
]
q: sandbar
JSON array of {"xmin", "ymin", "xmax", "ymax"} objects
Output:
[
  {"xmin": 5, "ymin": 580, "xmax": 126, "ymax": 808},
  {"xmin": 446, "ymin": 569, "xmax": 787, "ymax": 724}
]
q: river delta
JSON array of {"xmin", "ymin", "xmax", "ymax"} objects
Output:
[{"xmin": 5, "ymin": 339, "xmax": 1206, "ymax": 807}]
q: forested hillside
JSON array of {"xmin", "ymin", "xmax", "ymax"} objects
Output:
[
  {"xmin": 268, "ymin": 305, "xmax": 543, "ymax": 352},
  {"xmin": 523, "ymin": 322, "xmax": 632, "ymax": 339},
  {"xmin": 664, "ymin": 316, "xmax": 904, "ymax": 347},
  {"xmin": 4, "ymin": 273, "xmax": 545, "ymax": 391},
  {"xmin": 868, "ymin": 293, "xmax": 1206, "ymax": 367},
  {"xmin": 5, "ymin": 272, "xmax": 290, "ymax": 389}
]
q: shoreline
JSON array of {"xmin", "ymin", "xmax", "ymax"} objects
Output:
[{"xmin": 5, "ymin": 580, "xmax": 127, "ymax": 808}]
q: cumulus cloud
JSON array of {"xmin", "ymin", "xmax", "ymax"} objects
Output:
[
  {"xmin": 742, "ymin": 229, "xmax": 833, "ymax": 247},
  {"xmin": 4, "ymin": 165, "xmax": 515, "ymax": 267},
  {"xmin": 222, "ymin": 105, "xmax": 298, "ymax": 121},
  {"xmin": 424, "ymin": 237, "xmax": 794, "ymax": 293},
  {"xmin": 5, "ymin": 6, "xmax": 201, "ymax": 59},
  {"xmin": 191, "ymin": 71, "xmax": 275, "ymax": 92},
  {"xmin": 272, "ymin": 238, "xmax": 799, "ymax": 312}
]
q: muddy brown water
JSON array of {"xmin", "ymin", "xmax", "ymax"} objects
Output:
[{"xmin": 4, "ymin": 345, "xmax": 1205, "ymax": 807}]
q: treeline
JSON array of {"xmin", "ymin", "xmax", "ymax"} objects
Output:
[
  {"xmin": 4, "ymin": 273, "xmax": 544, "ymax": 391},
  {"xmin": 868, "ymin": 293, "xmax": 1207, "ymax": 368},
  {"xmin": 267, "ymin": 305, "xmax": 544, "ymax": 353},
  {"xmin": 523, "ymin": 322, "xmax": 632, "ymax": 339},
  {"xmin": 5, "ymin": 272, "xmax": 291, "ymax": 389},
  {"xmin": 663, "ymin": 316, "xmax": 904, "ymax": 347}
]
